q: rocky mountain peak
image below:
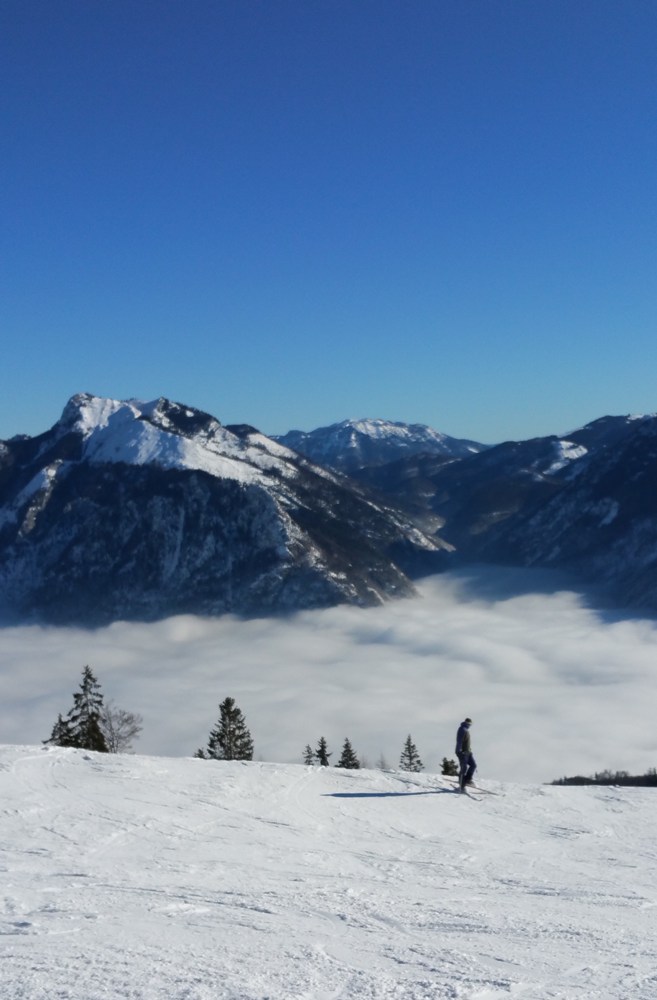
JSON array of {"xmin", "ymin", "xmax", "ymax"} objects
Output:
[{"xmin": 0, "ymin": 396, "xmax": 449, "ymax": 625}]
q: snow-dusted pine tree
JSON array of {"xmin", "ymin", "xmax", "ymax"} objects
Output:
[
  {"xmin": 43, "ymin": 713, "xmax": 75, "ymax": 748},
  {"xmin": 337, "ymin": 738, "xmax": 360, "ymax": 769},
  {"xmin": 303, "ymin": 744, "xmax": 315, "ymax": 765},
  {"xmin": 315, "ymin": 737, "xmax": 331, "ymax": 767},
  {"xmin": 45, "ymin": 666, "xmax": 108, "ymax": 752},
  {"xmin": 197, "ymin": 697, "xmax": 254, "ymax": 761},
  {"xmin": 68, "ymin": 666, "xmax": 108, "ymax": 752},
  {"xmin": 399, "ymin": 734, "xmax": 423, "ymax": 772}
]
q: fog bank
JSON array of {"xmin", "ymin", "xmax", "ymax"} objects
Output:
[{"xmin": 1, "ymin": 568, "xmax": 656, "ymax": 782}]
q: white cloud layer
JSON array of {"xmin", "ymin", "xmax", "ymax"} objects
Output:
[{"xmin": 1, "ymin": 567, "xmax": 656, "ymax": 783}]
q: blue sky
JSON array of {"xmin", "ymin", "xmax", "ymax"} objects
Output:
[{"xmin": 2, "ymin": 0, "xmax": 656, "ymax": 444}]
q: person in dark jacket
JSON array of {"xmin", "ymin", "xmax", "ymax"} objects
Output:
[{"xmin": 455, "ymin": 717, "xmax": 476, "ymax": 790}]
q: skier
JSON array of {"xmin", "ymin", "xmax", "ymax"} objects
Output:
[{"xmin": 455, "ymin": 717, "xmax": 476, "ymax": 791}]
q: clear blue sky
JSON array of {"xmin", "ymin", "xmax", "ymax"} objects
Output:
[{"xmin": 2, "ymin": 0, "xmax": 656, "ymax": 443}]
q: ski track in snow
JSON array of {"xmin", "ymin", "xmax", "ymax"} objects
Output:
[{"xmin": 1, "ymin": 746, "xmax": 657, "ymax": 1000}]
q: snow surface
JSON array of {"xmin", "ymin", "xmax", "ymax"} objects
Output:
[
  {"xmin": 545, "ymin": 440, "xmax": 588, "ymax": 474},
  {"xmin": 62, "ymin": 395, "xmax": 301, "ymax": 486},
  {"xmin": 346, "ymin": 419, "xmax": 449, "ymax": 445},
  {"xmin": 0, "ymin": 463, "xmax": 60, "ymax": 530},
  {"xmin": 2, "ymin": 744, "xmax": 656, "ymax": 1000}
]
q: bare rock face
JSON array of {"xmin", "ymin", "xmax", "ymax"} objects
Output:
[{"xmin": 0, "ymin": 395, "xmax": 449, "ymax": 625}]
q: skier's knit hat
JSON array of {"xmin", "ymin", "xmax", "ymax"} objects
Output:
[{"xmin": 464, "ymin": 718, "xmax": 472, "ymax": 724}]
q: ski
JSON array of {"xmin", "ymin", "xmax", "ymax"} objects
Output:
[{"xmin": 454, "ymin": 787, "xmax": 481, "ymax": 800}]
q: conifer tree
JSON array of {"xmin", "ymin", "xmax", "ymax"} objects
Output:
[
  {"xmin": 336, "ymin": 738, "xmax": 360, "ymax": 770},
  {"xmin": 303, "ymin": 744, "xmax": 315, "ymax": 765},
  {"xmin": 45, "ymin": 666, "xmax": 108, "ymax": 752},
  {"xmin": 68, "ymin": 666, "xmax": 108, "ymax": 752},
  {"xmin": 441, "ymin": 757, "xmax": 459, "ymax": 777},
  {"xmin": 198, "ymin": 697, "xmax": 254, "ymax": 761},
  {"xmin": 43, "ymin": 713, "xmax": 75, "ymax": 748},
  {"xmin": 399, "ymin": 734, "xmax": 423, "ymax": 772},
  {"xmin": 315, "ymin": 736, "xmax": 331, "ymax": 767}
]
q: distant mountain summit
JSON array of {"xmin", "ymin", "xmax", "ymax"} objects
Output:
[
  {"xmin": 0, "ymin": 395, "xmax": 450, "ymax": 625},
  {"xmin": 275, "ymin": 418, "xmax": 485, "ymax": 474}
]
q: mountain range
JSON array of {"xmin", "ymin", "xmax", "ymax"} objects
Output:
[
  {"xmin": 0, "ymin": 395, "xmax": 448, "ymax": 625},
  {"xmin": 279, "ymin": 412, "xmax": 657, "ymax": 613},
  {"xmin": 1, "ymin": 395, "xmax": 656, "ymax": 624}
]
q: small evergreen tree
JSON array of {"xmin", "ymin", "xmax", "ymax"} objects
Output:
[
  {"xmin": 45, "ymin": 666, "xmax": 108, "ymax": 752},
  {"xmin": 399, "ymin": 734, "xmax": 423, "ymax": 772},
  {"xmin": 336, "ymin": 737, "xmax": 360, "ymax": 770},
  {"xmin": 303, "ymin": 744, "xmax": 315, "ymax": 765},
  {"xmin": 315, "ymin": 736, "xmax": 331, "ymax": 767},
  {"xmin": 43, "ymin": 713, "xmax": 75, "ymax": 748},
  {"xmin": 198, "ymin": 697, "xmax": 254, "ymax": 761},
  {"xmin": 376, "ymin": 753, "xmax": 390, "ymax": 770},
  {"xmin": 441, "ymin": 757, "xmax": 459, "ymax": 777},
  {"xmin": 68, "ymin": 666, "xmax": 108, "ymax": 752}
]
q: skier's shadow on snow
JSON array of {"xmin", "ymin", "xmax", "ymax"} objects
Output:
[{"xmin": 324, "ymin": 789, "xmax": 455, "ymax": 799}]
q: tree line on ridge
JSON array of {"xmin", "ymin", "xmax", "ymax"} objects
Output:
[{"xmin": 44, "ymin": 666, "xmax": 461, "ymax": 776}]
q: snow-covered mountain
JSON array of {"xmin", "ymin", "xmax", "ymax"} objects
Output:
[
  {"xmin": 3, "ymin": 397, "xmax": 656, "ymax": 622},
  {"xmin": 0, "ymin": 395, "xmax": 449, "ymax": 625},
  {"xmin": 274, "ymin": 418, "xmax": 485, "ymax": 474},
  {"xmin": 324, "ymin": 413, "xmax": 657, "ymax": 612},
  {"xmin": 3, "ymin": 744, "xmax": 657, "ymax": 1000},
  {"xmin": 471, "ymin": 415, "xmax": 657, "ymax": 609}
]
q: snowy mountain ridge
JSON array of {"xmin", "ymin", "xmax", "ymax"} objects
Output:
[
  {"xmin": 303, "ymin": 411, "xmax": 657, "ymax": 613},
  {"xmin": 275, "ymin": 416, "xmax": 485, "ymax": 474},
  {"xmin": 2, "ymin": 742, "xmax": 657, "ymax": 1000},
  {"xmin": 57, "ymin": 393, "xmax": 308, "ymax": 486},
  {"xmin": 0, "ymin": 395, "xmax": 449, "ymax": 625},
  {"xmin": 3, "ymin": 395, "xmax": 657, "ymax": 621}
]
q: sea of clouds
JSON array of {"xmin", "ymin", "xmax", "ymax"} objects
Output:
[{"xmin": 1, "ymin": 566, "xmax": 656, "ymax": 783}]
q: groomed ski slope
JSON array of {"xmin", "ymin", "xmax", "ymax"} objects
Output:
[{"xmin": 2, "ymin": 746, "xmax": 656, "ymax": 1000}]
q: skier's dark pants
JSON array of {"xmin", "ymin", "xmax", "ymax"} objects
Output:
[{"xmin": 457, "ymin": 752, "xmax": 477, "ymax": 787}]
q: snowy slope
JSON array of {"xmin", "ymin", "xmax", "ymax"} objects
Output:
[
  {"xmin": 2, "ymin": 744, "xmax": 657, "ymax": 1000},
  {"xmin": 59, "ymin": 394, "xmax": 302, "ymax": 486}
]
